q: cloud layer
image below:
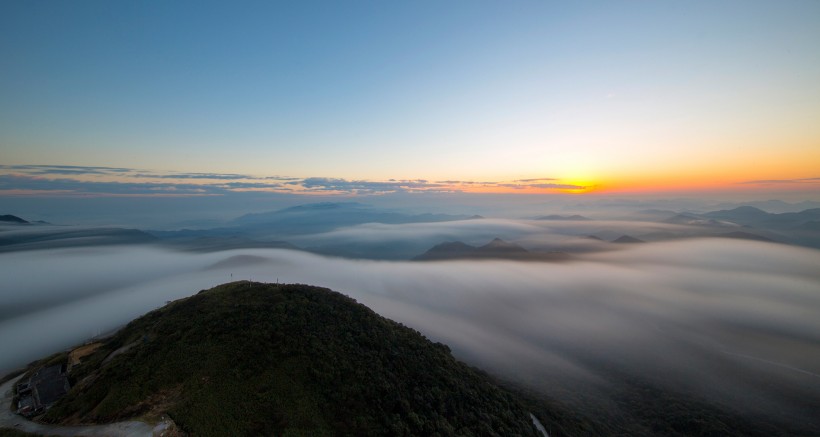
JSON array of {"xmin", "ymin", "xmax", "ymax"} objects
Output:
[
  {"xmin": 1, "ymin": 238, "xmax": 818, "ymax": 429},
  {"xmin": 0, "ymin": 165, "xmax": 586, "ymax": 196}
]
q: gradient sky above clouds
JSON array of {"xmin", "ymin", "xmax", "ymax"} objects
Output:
[{"xmin": 1, "ymin": 0, "xmax": 819, "ymax": 195}]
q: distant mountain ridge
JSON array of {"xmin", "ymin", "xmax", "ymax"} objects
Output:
[
  {"xmin": 231, "ymin": 202, "xmax": 477, "ymax": 229},
  {"xmin": 612, "ymin": 235, "xmax": 645, "ymax": 244},
  {"xmin": 701, "ymin": 208, "xmax": 820, "ymax": 250},
  {"xmin": 534, "ymin": 214, "xmax": 590, "ymax": 221},
  {"xmin": 627, "ymin": 205, "xmax": 820, "ymax": 249},
  {"xmin": 705, "ymin": 199, "xmax": 820, "ymax": 214},
  {"xmin": 415, "ymin": 238, "xmax": 569, "ymax": 261},
  {"xmin": 151, "ymin": 203, "xmax": 480, "ymax": 251},
  {"xmin": 0, "ymin": 214, "xmax": 29, "ymax": 224},
  {"xmin": 148, "ymin": 202, "xmax": 484, "ymax": 257}
]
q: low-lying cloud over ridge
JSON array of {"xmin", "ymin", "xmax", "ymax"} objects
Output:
[{"xmin": 1, "ymin": 238, "xmax": 818, "ymax": 429}]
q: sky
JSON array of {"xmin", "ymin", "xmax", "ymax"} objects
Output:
[{"xmin": 1, "ymin": 0, "xmax": 819, "ymax": 198}]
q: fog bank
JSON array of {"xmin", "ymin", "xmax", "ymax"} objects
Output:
[{"xmin": 1, "ymin": 239, "xmax": 819, "ymax": 427}]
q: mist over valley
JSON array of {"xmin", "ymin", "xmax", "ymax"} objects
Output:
[
  {"xmin": 3, "ymin": 1, "xmax": 820, "ymax": 433},
  {"xmin": 2, "ymin": 202, "xmax": 820, "ymax": 434}
]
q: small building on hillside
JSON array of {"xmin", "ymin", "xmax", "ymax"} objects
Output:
[{"xmin": 16, "ymin": 364, "xmax": 70, "ymax": 417}]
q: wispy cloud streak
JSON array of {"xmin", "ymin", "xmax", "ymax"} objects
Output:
[
  {"xmin": 739, "ymin": 177, "xmax": 820, "ymax": 185},
  {"xmin": 0, "ymin": 166, "xmax": 586, "ymax": 196}
]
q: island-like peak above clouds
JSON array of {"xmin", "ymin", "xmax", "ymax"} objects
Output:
[
  {"xmin": 534, "ymin": 214, "xmax": 591, "ymax": 221},
  {"xmin": 702, "ymin": 206, "xmax": 820, "ymax": 235},
  {"xmin": 415, "ymin": 238, "xmax": 570, "ymax": 262},
  {"xmin": 480, "ymin": 237, "xmax": 530, "ymax": 253},
  {"xmin": 231, "ymin": 202, "xmax": 476, "ymax": 227},
  {"xmin": 37, "ymin": 282, "xmax": 544, "ymax": 436},
  {"xmin": 701, "ymin": 205, "xmax": 820, "ymax": 223},
  {"xmin": 612, "ymin": 235, "xmax": 645, "ymax": 244},
  {"xmin": 0, "ymin": 214, "xmax": 29, "ymax": 224},
  {"xmin": 705, "ymin": 205, "xmax": 771, "ymax": 220}
]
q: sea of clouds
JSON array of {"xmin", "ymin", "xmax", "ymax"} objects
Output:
[{"xmin": 1, "ymin": 237, "xmax": 819, "ymax": 427}]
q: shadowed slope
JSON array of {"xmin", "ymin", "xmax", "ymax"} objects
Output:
[{"xmin": 43, "ymin": 282, "xmax": 541, "ymax": 436}]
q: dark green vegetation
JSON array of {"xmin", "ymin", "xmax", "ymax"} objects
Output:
[
  {"xmin": 521, "ymin": 371, "xmax": 819, "ymax": 437},
  {"xmin": 43, "ymin": 282, "xmax": 541, "ymax": 436}
]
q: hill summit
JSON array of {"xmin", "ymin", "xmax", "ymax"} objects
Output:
[{"xmin": 43, "ymin": 282, "xmax": 542, "ymax": 436}]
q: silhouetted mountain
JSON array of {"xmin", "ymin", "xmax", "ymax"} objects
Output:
[
  {"xmin": 477, "ymin": 238, "xmax": 530, "ymax": 255},
  {"xmin": 534, "ymin": 214, "xmax": 590, "ymax": 221},
  {"xmin": 661, "ymin": 213, "xmax": 699, "ymax": 224},
  {"xmin": 230, "ymin": 202, "xmax": 475, "ymax": 234},
  {"xmin": 413, "ymin": 241, "xmax": 477, "ymax": 260},
  {"xmin": 0, "ymin": 214, "xmax": 28, "ymax": 224},
  {"xmin": 703, "ymin": 207, "xmax": 820, "ymax": 237},
  {"xmin": 630, "ymin": 209, "xmax": 682, "ymax": 221},
  {"xmin": 662, "ymin": 213, "xmax": 739, "ymax": 228},
  {"xmin": 612, "ymin": 235, "xmax": 644, "ymax": 244},
  {"xmin": 796, "ymin": 221, "xmax": 820, "ymax": 231},
  {"xmin": 706, "ymin": 200, "xmax": 820, "ymax": 214},
  {"xmin": 151, "ymin": 203, "xmax": 478, "ymax": 252},
  {"xmin": 41, "ymin": 282, "xmax": 544, "ymax": 436},
  {"xmin": 415, "ymin": 238, "xmax": 569, "ymax": 261},
  {"xmin": 627, "ymin": 207, "xmax": 819, "ymax": 248},
  {"xmin": 704, "ymin": 206, "xmax": 771, "ymax": 222},
  {"xmin": 769, "ymin": 208, "xmax": 820, "ymax": 226}
]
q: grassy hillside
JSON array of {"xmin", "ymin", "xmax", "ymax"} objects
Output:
[{"xmin": 42, "ymin": 282, "xmax": 542, "ymax": 436}]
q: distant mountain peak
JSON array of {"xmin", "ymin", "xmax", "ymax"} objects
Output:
[
  {"xmin": 415, "ymin": 238, "xmax": 570, "ymax": 262},
  {"xmin": 729, "ymin": 206, "xmax": 768, "ymax": 215},
  {"xmin": 612, "ymin": 235, "xmax": 644, "ymax": 244},
  {"xmin": 534, "ymin": 214, "xmax": 590, "ymax": 221},
  {"xmin": 480, "ymin": 238, "xmax": 528, "ymax": 252},
  {"xmin": 0, "ymin": 214, "xmax": 29, "ymax": 224},
  {"xmin": 279, "ymin": 202, "xmax": 369, "ymax": 212},
  {"xmin": 230, "ymin": 203, "xmax": 474, "ymax": 232}
]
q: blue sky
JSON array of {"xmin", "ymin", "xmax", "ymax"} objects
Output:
[{"xmin": 1, "ymin": 0, "xmax": 819, "ymax": 194}]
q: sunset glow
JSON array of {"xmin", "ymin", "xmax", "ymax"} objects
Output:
[
  {"xmin": 0, "ymin": 1, "xmax": 818, "ymax": 199},
  {"xmin": 2, "ymin": 3, "xmax": 820, "ymax": 434}
]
